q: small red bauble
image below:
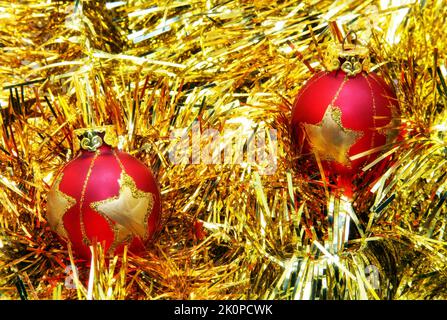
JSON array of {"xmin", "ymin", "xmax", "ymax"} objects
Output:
[
  {"xmin": 46, "ymin": 126, "xmax": 161, "ymax": 260},
  {"xmin": 291, "ymin": 44, "xmax": 399, "ymax": 194}
]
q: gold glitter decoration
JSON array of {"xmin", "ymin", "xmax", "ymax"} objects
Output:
[
  {"xmin": 46, "ymin": 174, "xmax": 77, "ymax": 239},
  {"xmin": 79, "ymin": 151, "xmax": 100, "ymax": 246},
  {"xmin": 90, "ymin": 171, "xmax": 154, "ymax": 241},
  {"xmin": 303, "ymin": 105, "xmax": 364, "ymax": 166}
]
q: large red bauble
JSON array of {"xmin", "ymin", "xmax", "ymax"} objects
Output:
[
  {"xmin": 291, "ymin": 69, "xmax": 398, "ymax": 194},
  {"xmin": 47, "ymin": 143, "xmax": 161, "ymax": 260}
]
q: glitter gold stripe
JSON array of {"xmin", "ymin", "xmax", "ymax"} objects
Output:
[
  {"xmin": 79, "ymin": 151, "xmax": 100, "ymax": 246},
  {"xmin": 362, "ymin": 73, "xmax": 378, "ymax": 163}
]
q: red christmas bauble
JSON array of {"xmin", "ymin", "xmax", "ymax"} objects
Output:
[
  {"xmin": 46, "ymin": 127, "xmax": 161, "ymax": 260},
  {"xmin": 291, "ymin": 64, "xmax": 398, "ymax": 194}
]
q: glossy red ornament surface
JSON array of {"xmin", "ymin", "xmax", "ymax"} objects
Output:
[
  {"xmin": 291, "ymin": 70, "xmax": 398, "ymax": 194},
  {"xmin": 47, "ymin": 145, "xmax": 161, "ymax": 260}
]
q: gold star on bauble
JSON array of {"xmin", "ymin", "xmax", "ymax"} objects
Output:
[
  {"xmin": 91, "ymin": 172, "xmax": 154, "ymax": 242},
  {"xmin": 303, "ymin": 105, "xmax": 363, "ymax": 166},
  {"xmin": 47, "ymin": 174, "xmax": 77, "ymax": 238}
]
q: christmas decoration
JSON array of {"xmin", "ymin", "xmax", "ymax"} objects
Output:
[
  {"xmin": 1, "ymin": 0, "xmax": 447, "ymax": 302},
  {"xmin": 46, "ymin": 126, "xmax": 161, "ymax": 260},
  {"xmin": 291, "ymin": 42, "xmax": 399, "ymax": 195}
]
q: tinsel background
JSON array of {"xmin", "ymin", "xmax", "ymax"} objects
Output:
[{"xmin": 0, "ymin": 0, "xmax": 446, "ymax": 300}]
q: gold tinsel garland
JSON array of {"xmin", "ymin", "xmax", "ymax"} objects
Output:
[{"xmin": 0, "ymin": 0, "xmax": 446, "ymax": 300}]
